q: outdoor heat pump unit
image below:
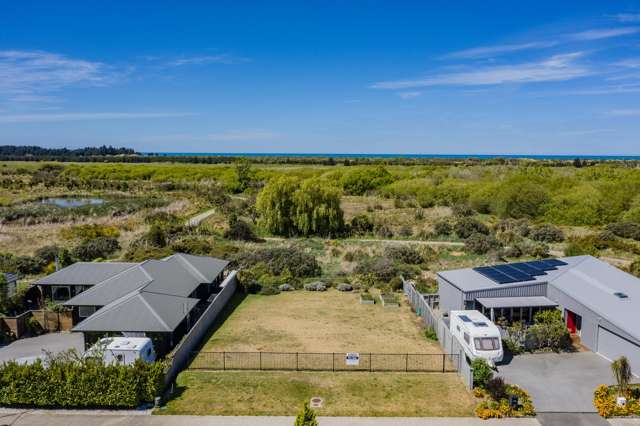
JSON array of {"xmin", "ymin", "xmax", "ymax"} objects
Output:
[{"xmin": 449, "ymin": 310, "xmax": 503, "ymax": 367}]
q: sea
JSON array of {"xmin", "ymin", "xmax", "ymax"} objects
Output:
[{"xmin": 144, "ymin": 152, "xmax": 640, "ymax": 161}]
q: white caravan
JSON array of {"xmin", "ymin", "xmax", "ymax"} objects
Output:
[
  {"xmin": 86, "ymin": 337, "xmax": 156, "ymax": 365},
  {"xmin": 450, "ymin": 310, "xmax": 503, "ymax": 366}
]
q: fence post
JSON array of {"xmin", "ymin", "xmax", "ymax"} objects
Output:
[
  {"xmin": 332, "ymin": 353, "xmax": 335, "ymax": 371},
  {"xmin": 259, "ymin": 351, "xmax": 262, "ymax": 370},
  {"xmin": 223, "ymin": 351, "xmax": 226, "ymax": 370},
  {"xmin": 369, "ymin": 353, "xmax": 372, "ymax": 372},
  {"xmin": 442, "ymin": 354, "xmax": 445, "ymax": 373},
  {"xmin": 296, "ymin": 352, "xmax": 299, "ymax": 371},
  {"xmin": 405, "ymin": 353, "xmax": 408, "ymax": 372}
]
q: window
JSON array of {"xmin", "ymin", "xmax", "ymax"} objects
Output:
[
  {"xmin": 78, "ymin": 306, "xmax": 96, "ymax": 318},
  {"xmin": 52, "ymin": 286, "xmax": 70, "ymax": 302},
  {"xmin": 463, "ymin": 332, "xmax": 470, "ymax": 344},
  {"xmin": 115, "ymin": 354, "xmax": 124, "ymax": 363},
  {"xmin": 474, "ymin": 337, "xmax": 500, "ymax": 351}
]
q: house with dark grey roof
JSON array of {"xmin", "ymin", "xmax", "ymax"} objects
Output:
[
  {"xmin": 0, "ymin": 272, "xmax": 18, "ymax": 299},
  {"xmin": 438, "ymin": 255, "xmax": 640, "ymax": 375},
  {"xmin": 35, "ymin": 253, "xmax": 229, "ymax": 354},
  {"xmin": 33, "ymin": 262, "xmax": 137, "ymax": 305}
]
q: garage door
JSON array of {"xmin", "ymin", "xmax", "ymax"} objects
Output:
[{"xmin": 597, "ymin": 326, "xmax": 640, "ymax": 376}]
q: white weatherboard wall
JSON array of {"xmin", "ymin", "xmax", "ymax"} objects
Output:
[
  {"xmin": 164, "ymin": 271, "xmax": 238, "ymax": 387},
  {"xmin": 403, "ymin": 278, "xmax": 474, "ymax": 390}
]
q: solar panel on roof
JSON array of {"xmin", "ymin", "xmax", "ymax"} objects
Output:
[
  {"xmin": 493, "ymin": 264, "xmax": 536, "ymax": 282},
  {"xmin": 525, "ymin": 260, "xmax": 557, "ymax": 271},
  {"xmin": 509, "ymin": 262, "xmax": 548, "ymax": 276},
  {"xmin": 459, "ymin": 315, "xmax": 472, "ymax": 322},
  {"xmin": 473, "ymin": 267, "xmax": 521, "ymax": 284}
]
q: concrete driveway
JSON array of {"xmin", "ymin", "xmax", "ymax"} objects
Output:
[
  {"xmin": 497, "ymin": 352, "xmax": 613, "ymax": 413},
  {"xmin": 0, "ymin": 332, "xmax": 84, "ymax": 363}
]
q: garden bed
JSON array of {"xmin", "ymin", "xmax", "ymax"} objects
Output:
[{"xmin": 379, "ymin": 293, "xmax": 400, "ymax": 308}]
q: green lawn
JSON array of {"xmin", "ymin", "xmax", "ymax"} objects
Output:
[{"xmin": 159, "ymin": 371, "xmax": 477, "ymax": 417}]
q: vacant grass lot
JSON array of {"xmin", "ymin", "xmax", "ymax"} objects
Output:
[
  {"xmin": 160, "ymin": 371, "xmax": 476, "ymax": 416},
  {"xmin": 200, "ymin": 289, "xmax": 441, "ymax": 353}
]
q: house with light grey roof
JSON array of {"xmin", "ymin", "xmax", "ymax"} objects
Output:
[
  {"xmin": 35, "ymin": 253, "xmax": 229, "ymax": 354},
  {"xmin": 438, "ymin": 255, "xmax": 640, "ymax": 375}
]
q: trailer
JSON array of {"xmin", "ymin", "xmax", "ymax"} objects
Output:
[
  {"xmin": 86, "ymin": 337, "xmax": 156, "ymax": 365},
  {"xmin": 450, "ymin": 310, "xmax": 503, "ymax": 366}
]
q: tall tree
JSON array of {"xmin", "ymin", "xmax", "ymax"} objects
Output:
[
  {"xmin": 293, "ymin": 178, "xmax": 344, "ymax": 237},
  {"xmin": 256, "ymin": 176, "xmax": 299, "ymax": 236}
]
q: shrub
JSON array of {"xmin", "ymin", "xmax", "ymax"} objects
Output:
[
  {"xmin": 471, "ymin": 358, "xmax": 494, "ymax": 388},
  {"xmin": 384, "ymin": 245, "xmax": 424, "ymax": 265},
  {"xmin": 452, "ymin": 203, "xmax": 475, "ymax": 217},
  {"xmin": 530, "ymin": 224, "xmax": 565, "ymax": 243},
  {"xmin": 495, "ymin": 181, "xmax": 550, "ymax": 219},
  {"xmin": 339, "ymin": 166, "xmax": 393, "ymax": 196},
  {"xmin": 61, "ymin": 224, "xmax": 120, "ymax": 241},
  {"xmin": 424, "ymin": 327, "xmax": 438, "ymax": 341},
  {"xmin": 0, "ymin": 350, "xmax": 164, "ymax": 408},
  {"xmin": 169, "ymin": 237, "xmax": 212, "ymax": 255},
  {"xmin": 496, "ymin": 218, "xmax": 530, "ymax": 237},
  {"xmin": 606, "ymin": 222, "xmax": 640, "ymax": 241},
  {"xmin": 71, "ymin": 237, "xmax": 120, "ymax": 261},
  {"xmin": 336, "ymin": 283, "xmax": 353, "ymax": 292},
  {"xmin": 259, "ymin": 286, "xmax": 281, "ymax": 296},
  {"xmin": 294, "ymin": 402, "xmax": 318, "ymax": 426},
  {"xmin": 354, "ymin": 257, "xmax": 400, "ymax": 284},
  {"xmin": 454, "ymin": 217, "xmax": 489, "ymax": 239},
  {"xmin": 374, "ymin": 223, "xmax": 394, "ymax": 238},
  {"xmin": 564, "ymin": 237, "xmax": 599, "ymax": 257},
  {"xmin": 629, "ymin": 258, "xmax": 640, "ymax": 278},
  {"xmin": 303, "ymin": 282, "xmax": 326, "ymax": 291},
  {"xmin": 224, "ymin": 218, "xmax": 260, "ymax": 241},
  {"xmin": 233, "ymin": 247, "xmax": 321, "ymax": 278},
  {"xmin": 486, "ymin": 377, "xmax": 507, "ymax": 401},
  {"xmin": 349, "ymin": 214, "xmax": 373, "ymax": 235},
  {"xmin": 146, "ymin": 224, "xmax": 167, "ymax": 247},
  {"xmin": 433, "ymin": 220, "xmax": 452, "ymax": 237},
  {"xmin": 278, "ymin": 283, "xmax": 294, "ymax": 291},
  {"xmin": 465, "ymin": 233, "xmax": 502, "ymax": 255},
  {"xmin": 527, "ymin": 310, "xmax": 571, "ymax": 352}
]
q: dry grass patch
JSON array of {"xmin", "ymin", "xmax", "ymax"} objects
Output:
[
  {"xmin": 202, "ymin": 289, "xmax": 440, "ymax": 353},
  {"xmin": 160, "ymin": 371, "xmax": 476, "ymax": 417}
]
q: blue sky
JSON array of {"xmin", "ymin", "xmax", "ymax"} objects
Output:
[{"xmin": 1, "ymin": 1, "xmax": 640, "ymax": 154}]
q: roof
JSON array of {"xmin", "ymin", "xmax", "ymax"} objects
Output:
[
  {"xmin": 33, "ymin": 262, "xmax": 137, "ymax": 286},
  {"xmin": 94, "ymin": 337, "xmax": 152, "ymax": 351},
  {"xmin": 476, "ymin": 296, "xmax": 558, "ymax": 309},
  {"xmin": 72, "ymin": 290, "xmax": 200, "ymax": 333},
  {"xmin": 549, "ymin": 256, "xmax": 640, "ymax": 343},
  {"xmin": 437, "ymin": 256, "xmax": 584, "ymax": 292},
  {"xmin": 54, "ymin": 253, "xmax": 228, "ymax": 334}
]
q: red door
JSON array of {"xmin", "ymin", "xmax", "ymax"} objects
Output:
[{"xmin": 566, "ymin": 310, "xmax": 577, "ymax": 334}]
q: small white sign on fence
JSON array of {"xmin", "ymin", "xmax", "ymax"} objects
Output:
[{"xmin": 345, "ymin": 352, "xmax": 360, "ymax": 366}]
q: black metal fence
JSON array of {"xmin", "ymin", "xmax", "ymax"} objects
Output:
[{"xmin": 188, "ymin": 351, "xmax": 458, "ymax": 373}]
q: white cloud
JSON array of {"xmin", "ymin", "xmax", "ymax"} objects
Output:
[
  {"xmin": 608, "ymin": 109, "xmax": 640, "ymax": 116},
  {"xmin": 168, "ymin": 54, "xmax": 249, "ymax": 66},
  {"xmin": 568, "ymin": 27, "xmax": 639, "ymax": 41},
  {"xmin": 372, "ymin": 52, "xmax": 590, "ymax": 89},
  {"xmin": 0, "ymin": 112, "xmax": 195, "ymax": 124},
  {"xmin": 615, "ymin": 14, "xmax": 640, "ymax": 23},
  {"xmin": 0, "ymin": 50, "xmax": 113, "ymax": 96},
  {"xmin": 445, "ymin": 41, "xmax": 557, "ymax": 59},
  {"xmin": 397, "ymin": 91, "xmax": 422, "ymax": 99}
]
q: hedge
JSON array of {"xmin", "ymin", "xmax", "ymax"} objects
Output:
[{"xmin": 0, "ymin": 352, "xmax": 165, "ymax": 408}]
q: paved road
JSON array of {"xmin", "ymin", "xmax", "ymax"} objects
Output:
[
  {"xmin": 185, "ymin": 208, "xmax": 217, "ymax": 227},
  {"xmin": 497, "ymin": 352, "xmax": 612, "ymax": 413},
  {"xmin": 537, "ymin": 413, "xmax": 609, "ymax": 426},
  {"xmin": 0, "ymin": 332, "xmax": 84, "ymax": 363}
]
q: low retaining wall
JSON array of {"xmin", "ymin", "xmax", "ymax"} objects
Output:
[
  {"xmin": 403, "ymin": 278, "xmax": 474, "ymax": 390},
  {"xmin": 164, "ymin": 270, "xmax": 238, "ymax": 387}
]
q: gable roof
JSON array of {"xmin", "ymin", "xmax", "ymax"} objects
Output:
[
  {"xmin": 72, "ymin": 290, "xmax": 200, "ymax": 333},
  {"xmin": 33, "ymin": 262, "xmax": 137, "ymax": 286}
]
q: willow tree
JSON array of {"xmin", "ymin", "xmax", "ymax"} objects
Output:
[
  {"xmin": 256, "ymin": 176, "xmax": 299, "ymax": 236},
  {"xmin": 256, "ymin": 176, "xmax": 344, "ymax": 237},
  {"xmin": 293, "ymin": 178, "xmax": 344, "ymax": 237}
]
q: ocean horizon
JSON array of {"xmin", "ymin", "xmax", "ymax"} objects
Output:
[{"xmin": 143, "ymin": 152, "xmax": 640, "ymax": 161}]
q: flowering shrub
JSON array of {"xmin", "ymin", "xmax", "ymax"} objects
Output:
[
  {"xmin": 475, "ymin": 384, "xmax": 535, "ymax": 420},
  {"xmin": 594, "ymin": 384, "xmax": 640, "ymax": 418}
]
